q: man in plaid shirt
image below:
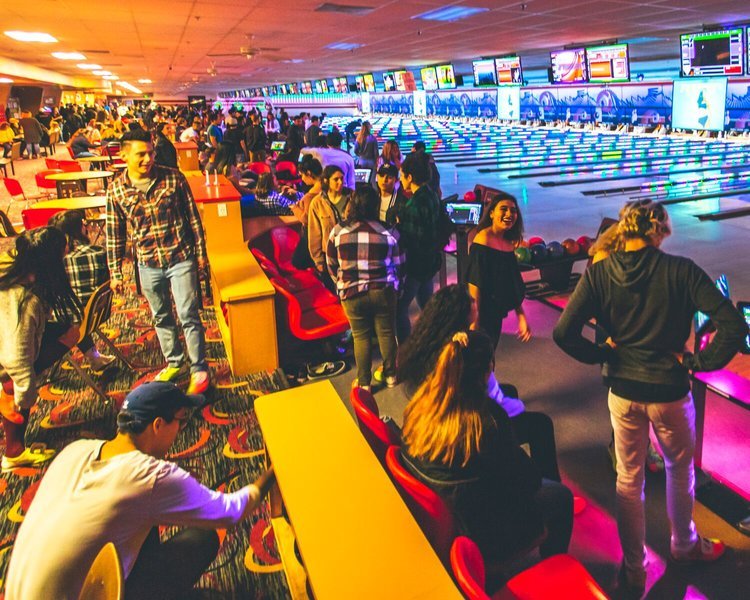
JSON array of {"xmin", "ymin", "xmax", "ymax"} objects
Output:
[
  {"xmin": 106, "ymin": 128, "xmax": 210, "ymax": 394},
  {"xmin": 327, "ymin": 187, "xmax": 404, "ymax": 390}
]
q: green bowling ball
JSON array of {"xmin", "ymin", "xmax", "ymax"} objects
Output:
[{"xmin": 514, "ymin": 246, "xmax": 531, "ymax": 264}]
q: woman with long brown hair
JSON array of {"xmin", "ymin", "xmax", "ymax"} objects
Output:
[
  {"xmin": 378, "ymin": 139, "xmax": 402, "ymax": 170},
  {"xmin": 354, "ymin": 120, "xmax": 379, "ymax": 170},
  {"xmin": 402, "ymin": 330, "xmax": 573, "ymax": 564}
]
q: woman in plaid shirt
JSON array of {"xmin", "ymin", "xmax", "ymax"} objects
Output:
[
  {"xmin": 49, "ymin": 210, "xmax": 115, "ymax": 371},
  {"xmin": 327, "ymin": 187, "xmax": 404, "ymax": 390}
]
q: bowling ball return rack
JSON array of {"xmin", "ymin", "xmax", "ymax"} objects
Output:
[{"xmin": 519, "ymin": 254, "xmax": 589, "ymax": 299}]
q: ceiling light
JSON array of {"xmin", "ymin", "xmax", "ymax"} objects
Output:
[
  {"xmin": 4, "ymin": 31, "xmax": 58, "ymax": 43},
  {"xmin": 117, "ymin": 81, "xmax": 143, "ymax": 94},
  {"xmin": 77, "ymin": 63, "xmax": 102, "ymax": 70},
  {"xmin": 93, "ymin": 70, "xmax": 112, "ymax": 76},
  {"xmin": 52, "ymin": 51, "xmax": 86, "ymax": 60},
  {"xmin": 413, "ymin": 6, "xmax": 489, "ymax": 22},
  {"xmin": 103, "ymin": 75, "xmax": 119, "ymax": 80},
  {"xmin": 0, "ymin": 77, "xmax": 13, "ymax": 83},
  {"xmin": 326, "ymin": 42, "xmax": 363, "ymax": 51},
  {"xmin": 138, "ymin": 78, "xmax": 152, "ymax": 84}
]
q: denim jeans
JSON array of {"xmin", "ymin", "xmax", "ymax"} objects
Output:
[
  {"xmin": 608, "ymin": 391, "xmax": 698, "ymax": 575},
  {"xmin": 396, "ymin": 275, "xmax": 434, "ymax": 343},
  {"xmin": 342, "ymin": 287, "xmax": 397, "ymax": 387},
  {"xmin": 25, "ymin": 142, "xmax": 40, "ymax": 158},
  {"xmin": 138, "ymin": 258, "xmax": 207, "ymax": 372}
]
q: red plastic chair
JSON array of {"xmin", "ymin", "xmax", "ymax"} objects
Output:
[
  {"xmin": 67, "ymin": 146, "xmax": 76, "ymax": 159},
  {"xmin": 450, "ymin": 536, "xmax": 609, "ymax": 600},
  {"xmin": 35, "ymin": 169, "xmax": 64, "ymax": 197},
  {"xmin": 384, "ymin": 446, "xmax": 457, "ymax": 563},
  {"xmin": 269, "ymin": 276, "xmax": 349, "ymax": 341},
  {"xmin": 247, "ymin": 161, "xmax": 272, "ymax": 175},
  {"xmin": 45, "ymin": 158, "xmax": 60, "ymax": 170},
  {"xmin": 57, "ymin": 159, "xmax": 83, "ymax": 173},
  {"xmin": 269, "ymin": 226, "xmax": 303, "ymax": 273},
  {"xmin": 350, "ymin": 387, "xmax": 401, "ymax": 465},
  {"xmin": 252, "ymin": 247, "xmax": 320, "ymax": 292},
  {"xmin": 4, "ymin": 178, "xmax": 44, "ymax": 204},
  {"xmin": 275, "ymin": 160, "xmax": 301, "ymax": 185},
  {"xmin": 22, "ymin": 207, "xmax": 65, "ymax": 229}
]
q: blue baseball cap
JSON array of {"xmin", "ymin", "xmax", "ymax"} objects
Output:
[{"xmin": 119, "ymin": 381, "xmax": 204, "ymax": 425}]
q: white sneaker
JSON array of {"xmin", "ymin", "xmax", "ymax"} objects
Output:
[{"xmin": 85, "ymin": 349, "xmax": 116, "ymax": 371}]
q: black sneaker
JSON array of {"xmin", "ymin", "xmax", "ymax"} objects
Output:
[
  {"xmin": 306, "ymin": 361, "xmax": 347, "ymax": 380},
  {"xmin": 617, "ymin": 563, "xmax": 646, "ymax": 599}
]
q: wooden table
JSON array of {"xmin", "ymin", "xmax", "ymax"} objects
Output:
[
  {"xmin": 46, "ymin": 170, "xmax": 114, "ymax": 197},
  {"xmin": 255, "ymin": 381, "xmax": 461, "ymax": 600},
  {"xmin": 31, "ymin": 196, "xmax": 106, "ymax": 211},
  {"xmin": 76, "ymin": 155, "xmax": 112, "ymax": 170}
]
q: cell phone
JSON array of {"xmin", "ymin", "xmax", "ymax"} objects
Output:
[{"xmin": 737, "ymin": 301, "xmax": 750, "ymax": 354}]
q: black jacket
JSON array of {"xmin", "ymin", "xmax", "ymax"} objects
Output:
[
  {"xmin": 554, "ymin": 246, "xmax": 747, "ymax": 387},
  {"xmin": 153, "ymin": 134, "xmax": 178, "ymax": 169}
]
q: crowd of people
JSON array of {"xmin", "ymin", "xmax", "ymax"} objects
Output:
[{"xmin": 0, "ymin": 99, "xmax": 748, "ymax": 599}]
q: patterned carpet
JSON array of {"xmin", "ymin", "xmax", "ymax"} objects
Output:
[{"xmin": 0, "ymin": 268, "xmax": 290, "ymax": 599}]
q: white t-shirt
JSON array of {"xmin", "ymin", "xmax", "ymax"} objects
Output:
[
  {"xmin": 301, "ymin": 147, "xmax": 356, "ymax": 189},
  {"xmin": 179, "ymin": 127, "xmax": 199, "ymax": 143},
  {"xmin": 5, "ymin": 439, "xmax": 255, "ymax": 600}
]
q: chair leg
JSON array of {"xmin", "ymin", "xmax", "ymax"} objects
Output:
[
  {"xmin": 67, "ymin": 354, "xmax": 110, "ymax": 403},
  {"xmin": 95, "ymin": 328, "xmax": 146, "ymax": 370}
]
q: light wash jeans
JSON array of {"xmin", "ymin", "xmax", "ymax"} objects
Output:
[
  {"xmin": 608, "ymin": 391, "xmax": 698, "ymax": 575},
  {"xmin": 138, "ymin": 258, "xmax": 207, "ymax": 373}
]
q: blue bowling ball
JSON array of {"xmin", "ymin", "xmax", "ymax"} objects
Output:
[
  {"xmin": 547, "ymin": 241, "xmax": 565, "ymax": 259},
  {"xmin": 530, "ymin": 243, "xmax": 547, "ymax": 263}
]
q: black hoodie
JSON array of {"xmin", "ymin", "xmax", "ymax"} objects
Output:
[{"xmin": 554, "ymin": 246, "xmax": 747, "ymax": 394}]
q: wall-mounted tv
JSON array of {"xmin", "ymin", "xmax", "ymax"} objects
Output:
[
  {"xmin": 303, "ymin": 81, "xmax": 314, "ymax": 94},
  {"xmin": 680, "ymin": 28, "xmax": 744, "ymax": 77},
  {"xmin": 421, "ymin": 66, "xmax": 439, "ymax": 91},
  {"xmin": 394, "ymin": 70, "xmax": 417, "ymax": 92},
  {"xmin": 495, "ymin": 56, "xmax": 523, "ymax": 85},
  {"xmin": 472, "ymin": 59, "xmax": 497, "ymax": 86},
  {"xmin": 333, "ymin": 76, "xmax": 348, "ymax": 93},
  {"xmin": 279, "ymin": 84, "xmax": 288, "ymax": 95},
  {"xmin": 320, "ymin": 80, "xmax": 329, "ymax": 93},
  {"xmin": 362, "ymin": 73, "xmax": 375, "ymax": 92},
  {"xmin": 550, "ymin": 48, "xmax": 588, "ymax": 84},
  {"xmin": 586, "ymin": 43, "xmax": 630, "ymax": 83},
  {"xmin": 436, "ymin": 64, "xmax": 456, "ymax": 89},
  {"xmin": 270, "ymin": 85, "xmax": 278, "ymax": 95},
  {"xmin": 672, "ymin": 78, "xmax": 728, "ymax": 131},
  {"xmin": 288, "ymin": 83, "xmax": 299, "ymax": 94},
  {"xmin": 382, "ymin": 71, "xmax": 396, "ymax": 92},
  {"xmin": 355, "ymin": 75, "xmax": 366, "ymax": 92}
]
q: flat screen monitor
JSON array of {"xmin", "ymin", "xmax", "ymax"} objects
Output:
[
  {"xmin": 586, "ymin": 43, "xmax": 630, "ymax": 83},
  {"xmin": 354, "ymin": 168, "xmax": 372, "ymax": 184},
  {"xmin": 289, "ymin": 83, "xmax": 299, "ymax": 94},
  {"xmin": 672, "ymin": 78, "xmax": 727, "ymax": 131},
  {"xmin": 320, "ymin": 80, "xmax": 329, "ymax": 93},
  {"xmin": 445, "ymin": 202, "xmax": 483, "ymax": 226},
  {"xmin": 473, "ymin": 59, "xmax": 497, "ymax": 86},
  {"xmin": 550, "ymin": 48, "xmax": 588, "ymax": 84},
  {"xmin": 332, "ymin": 77, "xmax": 348, "ymax": 93},
  {"xmin": 303, "ymin": 81, "xmax": 313, "ymax": 94},
  {"xmin": 394, "ymin": 70, "xmax": 417, "ymax": 92},
  {"xmin": 436, "ymin": 64, "xmax": 456, "ymax": 89},
  {"xmin": 680, "ymin": 28, "xmax": 744, "ymax": 77},
  {"xmin": 279, "ymin": 84, "xmax": 288, "ymax": 94},
  {"xmin": 270, "ymin": 140, "xmax": 285, "ymax": 151},
  {"xmin": 382, "ymin": 71, "xmax": 396, "ymax": 92},
  {"xmin": 421, "ymin": 67, "xmax": 438, "ymax": 91},
  {"xmin": 694, "ymin": 274, "xmax": 731, "ymax": 335},
  {"xmin": 737, "ymin": 301, "xmax": 750, "ymax": 354},
  {"xmin": 495, "ymin": 56, "xmax": 523, "ymax": 85},
  {"xmin": 355, "ymin": 75, "xmax": 365, "ymax": 92},
  {"xmin": 363, "ymin": 73, "xmax": 375, "ymax": 92},
  {"xmin": 270, "ymin": 85, "xmax": 278, "ymax": 95},
  {"xmin": 261, "ymin": 87, "xmax": 269, "ymax": 96},
  {"xmin": 314, "ymin": 81, "xmax": 323, "ymax": 94}
]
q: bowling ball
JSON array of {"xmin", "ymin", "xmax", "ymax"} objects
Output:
[
  {"xmin": 561, "ymin": 238, "xmax": 581, "ymax": 255},
  {"xmin": 530, "ymin": 243, "xmax": 547, "ymax": 263},
  {"xmin": 519, "ymin": 239, "xmax": 529, "ymax": 248},
  {"xmin": 547, "ymin": 241, "xmax": 565, "ymax": 259},
  {"xmin": 528, "ymin": 236, "xmax": 545, "ymax": 246},
  {"xmin": 463, "ymin": 190, "xmax": 477, "ymax": 202},
  {"xmin": 576, "ymin": 235, "xmax": 593, "ymax": 254},
  {"xmin": 514, "ymin": 246, "xmax": 531, "ymax": 264}
]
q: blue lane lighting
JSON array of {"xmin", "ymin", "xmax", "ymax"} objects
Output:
[
  {"xmin": 325, "ymin": 42, "xmax": 363, "ymax": 50},
  {"xmin": 413, "ymin": 5, "xmax": 489, "ymax": 22}
]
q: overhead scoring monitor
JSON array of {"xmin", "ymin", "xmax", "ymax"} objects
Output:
[
  {"xmin": 586, "ymin": 43, "xmax": 630, "ymax": 83},
  {"xmin": 436, "ymin": 64, "xmax": 456, "ymax": 89},
  {"xmin": 382, "ymin": 71, "xmax": 396, "ymax": 92},
  {"xmin": 472, "ymin": 59, "xmax": 497, "ymax": 86},
  {"xmin": 680, "ymin": 28, "xmax": 744, "ymax": 77},
  {"xmin": 495, "ymin": 56, "xmax": 523, "ymax": 85},
  {"xmin": 421, "ymin": 66, "xmax": 439, "ymax": 91},
  {"xmin": 550, "ymin": 48, "xmax": 588, "ymax": 84}
]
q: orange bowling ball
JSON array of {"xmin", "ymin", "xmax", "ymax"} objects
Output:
[{"xmin": 561, "ymin": 238, "xmax": 581, "ymax": 255}]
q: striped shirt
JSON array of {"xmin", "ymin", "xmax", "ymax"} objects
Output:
[
  {"xmin": 326, "ymin": 220, "xmax": 404, "ymax": 301},
  {"xmin": 106, "ymin": 165, "xmax": 206, "ymax": 278}
]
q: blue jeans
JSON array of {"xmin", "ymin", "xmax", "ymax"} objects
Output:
[
  {"xmin": 396, "ymin": 275, "xmax": 434, "ymax": 343},
  {"xmin": 25, "ymin": 142, "xmax": 40, "ymax": 157},
  {"xmin": 138, "ymin": 258, "xmax": 207, "ymax": 372}
]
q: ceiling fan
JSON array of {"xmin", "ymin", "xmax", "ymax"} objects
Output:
[{"xmin": 207, "ymin": 45, "xmax": 281, "ymax": 60}]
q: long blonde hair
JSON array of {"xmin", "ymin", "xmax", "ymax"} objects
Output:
[
  {"xmin": 356, "ymin": 120, "xmax": 372, "ymax": 147},
  {"xmin": 402, "ymin": 331, "xmax": 494, "ymax": 468}
]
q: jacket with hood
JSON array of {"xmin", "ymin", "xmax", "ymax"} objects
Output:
[{"xmin": 553, "ymin": 246, "xmax": 747, "ymax": 395}]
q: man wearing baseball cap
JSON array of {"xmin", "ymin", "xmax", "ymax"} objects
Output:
[{"xmin": 5, "ymin": 381, "xmax": 274, "ymax": 600}]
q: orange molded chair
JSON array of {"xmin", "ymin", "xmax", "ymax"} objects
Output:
[
  {"xmin": 450, "ymin": 536, "xmax": 609, "ymax": 600},
  {"xmin": 45, "ymin": 158, "xmax": 60, "ymax": 170},
  {"xmin": 247, "ymin": 161, "xmax": 272, "ymax": 175},
  {"xmin": 36, "ymin": 169, "xmax": 64, "ymax": 197},
  {"xmin": 57, "ymin": 159, "xmax": 83, "ymax": 173},
  {"xmin": 350, "ymin": 387, "xmax": 401, "ymax": 465},
  {"xmin": 385, "ymin": 445, "xmax": 457, "ymax": 563},
  {"xmin": 269, "ymin": 276, "xmax": 349, "ymax": 341},
  {"xmin": 22, "ymin": 206, "xmax": 65, "ymax": 229},
  {"xmin": 275, "ymin": 160, "xmax": 301, "ymax": 185}
]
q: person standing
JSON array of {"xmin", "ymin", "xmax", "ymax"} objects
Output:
[
  {"xmin": 106, "ymin": 128, "xmax": 210, "ymax": 395},
  {"xmin": 553, "ymin": 200, "xmax": 747, "ymax": 596},
  {"xmin": 206, "ymin": 112, "xmax": 223, "ymax": 149},
  {"xmin": 327, "ymin": 187, "xmax": 403, "ymax": 390},
  {"xmin": 375, "ymin": 163, "xmax": 407, "ymax": 226},
  {"xmin": 152, "ymin": 122, "xmax": 178, "ymax": 169},
  {"xmin": 395, "ymin": 151, "xmax": 441, "ymax": 342},
  {"xmin": 244, "ymin": 113, "xmax": 267, "ymax": 162},
  {"xmin": 353, "ymin": 121, "xmax": 379, "ymax": 170},
  {"xmin": 467, "ymin": 193, "xmax": 531, "ymax": 349},
  {"xmin": 304, "ymin": 115, "xmax": 323, "ymax": 148},
  {"xmin": 19, "ymin": 111, "xmax": 47, "ymax": 159}
]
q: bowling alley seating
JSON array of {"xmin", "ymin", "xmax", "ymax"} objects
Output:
[
  {"xmin": 274, "ymin": 160, "xmax": 302, "ymax": 186},
  {"xmin": 0, "ymin": 142, "xmax": 22, "ymax": 177},
  {"xmin": 21, "ymin": 206, "xmax": 65, "ymax": 230},
  {"xmin": 247, "ymin": 161, "xmax": 272, "ymax": 176},
  {"xmin": 450, "ymin": 536, "xmax": 609, "ymax": 600},
  {"xmin": 3, "ymin": 177, "xmax": 45, "ymax": 206},
  {"xmin": 350, "ymin": 386, "xmax": 400, "ymax": 465},
  {"xmin": 35, "ymin": 169, "xmax": 64, "ymax": 198},
  {"xmin": 57, "ymin": 159, "xmax": 83, "ymax": 173}
]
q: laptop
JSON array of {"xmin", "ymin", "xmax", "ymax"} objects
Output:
[
  {"xmin": 354, "ymin": 168, "xmax": 372, "ymax": 183},
  {"xmin": 444, "ymin": 201, "xmax": 483, "ymax": 226},
  {"xmin": 270, "ymin": 141, "xmax": 285, "ymax": 151}
]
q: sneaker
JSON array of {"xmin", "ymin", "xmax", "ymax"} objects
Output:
[
  {"xmin": 2, "ymin": 444, "xmax": 55, "ymax": 472},
  {"xmin": 351, "ymin": 379, "xmax": 371, "ymax": 392},
  {"xmin": 617, "ymin": 562, "xmax": 646, "ymax": 598},
  {"xmin": 187, "ymin": 370, "xmax": 210, "ymax": 395},
  {"xmin": 373, "ymin": 366, "xmax": 397, "ymax": 388},
  {"xmin": 671, "ymin": 537, "xmax": 725, "ymax": 563},
  {"xmin": 306, "ymin": 361, "xmax": 347, "ymax": 380},
  {"xmin": 86, "ymin": 351, "xmax": 116, "ymax": 372},
  {"xmin": 154, "ymin": 364, "xmax": 188, "ymax": 382}
]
